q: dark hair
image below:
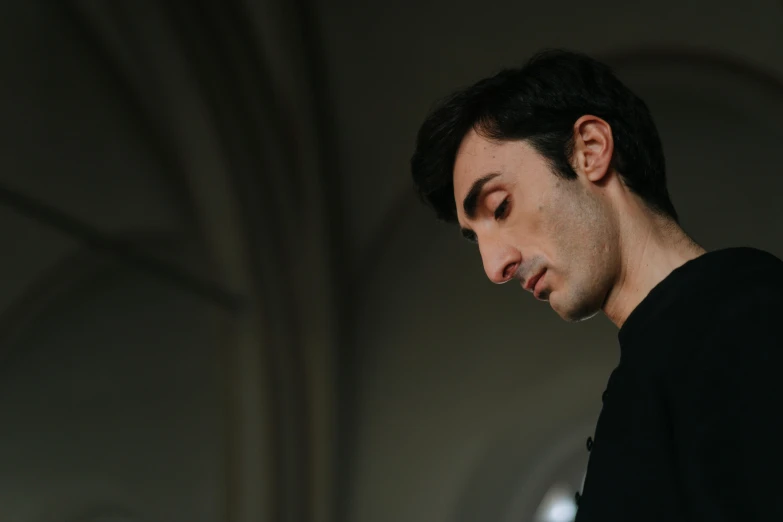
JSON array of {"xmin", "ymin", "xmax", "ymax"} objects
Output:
[{"xmin": 410, "ymin": 48, "xmax": 678, "ymax": 224}]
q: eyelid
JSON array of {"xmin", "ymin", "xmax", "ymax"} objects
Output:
[
  {"xmin": 484, "ymin": 188, "xmax": 507, "ymax": 209},
  {"xmin": 494, "ymin": 197, "xmax": 510, "ymax": 220},
  {"xmin": 494, "ymin": 200, "xmax": 505, "ymax": 219}
]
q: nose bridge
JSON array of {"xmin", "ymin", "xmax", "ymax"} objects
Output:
[{"xmin": 479, "ymin": 234, "xmax": 518, "ymax": 284}]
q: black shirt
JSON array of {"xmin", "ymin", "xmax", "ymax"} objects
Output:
[{"xmin": 575, "ymin": 247, "xmax": 783, "ymax": 522}]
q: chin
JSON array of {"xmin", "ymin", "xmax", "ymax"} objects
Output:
[{"xmin": 551, "ymin": 291, "xmax": 602, "ymax": 323}]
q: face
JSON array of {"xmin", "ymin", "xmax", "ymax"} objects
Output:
[{"xmin": 453, "ymin": 128, "xmax": 618, "ymax": 322}]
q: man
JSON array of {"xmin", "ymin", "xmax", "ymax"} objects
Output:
[{"xmin": 410, "ymin": 49, "xmax": 783, "ymax": 521}]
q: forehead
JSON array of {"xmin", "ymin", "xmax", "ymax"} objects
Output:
[{"xmin": 453, "ymin": 128, "xmax": 500, "ymax": 184}]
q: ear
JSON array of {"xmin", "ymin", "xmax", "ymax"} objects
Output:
[{"xmin": 571, "ymin": 115, "xmax": 614, "ymax": 183}]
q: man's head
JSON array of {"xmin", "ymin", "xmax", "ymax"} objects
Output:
[{"xmin": 410, "ymin": 49, "xmax": 678, "ymax": 322}]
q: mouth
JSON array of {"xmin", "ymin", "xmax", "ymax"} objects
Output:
[{"xmin": 523, "ymin": 269, "xmax": 546, "ymax": 294}]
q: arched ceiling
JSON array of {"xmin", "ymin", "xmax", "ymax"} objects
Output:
[
  {"xmin": 1, "ymin": 2, "xmax": 783, "ymax": 522},
  {"xmin": 310, "ymin": 0, "xmax": 783, "ymax": 259}
]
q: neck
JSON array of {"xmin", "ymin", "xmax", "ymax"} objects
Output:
[{"xmin": 602, "ymin": 208, "xmax": 706, "ymax": 329}]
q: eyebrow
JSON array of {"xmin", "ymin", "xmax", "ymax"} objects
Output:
[
  {"xmin": 459, "ymin": 172, "xmax": 501, "ymax": 242},
  {"xmin": 462, "ymin": 172, "xmax": 501, "ymax": 219}
]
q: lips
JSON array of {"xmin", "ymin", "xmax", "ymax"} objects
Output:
[{"xmin": 524, "ymin": 269, "xmax": 546, "ymax": 292}]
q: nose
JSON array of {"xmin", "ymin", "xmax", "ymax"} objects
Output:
[{"xmin": 479, "ymin": 240, "xmax": 521, "ymax": 284}]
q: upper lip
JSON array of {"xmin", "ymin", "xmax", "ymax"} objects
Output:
[{"xmin": 524, "ymin": 269, "xmax": 546, "ymax": 292}]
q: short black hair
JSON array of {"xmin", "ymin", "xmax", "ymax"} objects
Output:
[{"xmin": 410, "ymin": 48, "xmax": 678, "ymax": 224}]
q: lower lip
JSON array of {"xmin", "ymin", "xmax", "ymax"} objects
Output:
[{"xmin": 533, "ymin": 270, "xmax": 547, "ymax": 299}]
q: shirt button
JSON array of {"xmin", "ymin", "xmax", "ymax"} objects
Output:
[{"xmin": 586, "ymin": 436, "xmax": 594, "ymax": 452}]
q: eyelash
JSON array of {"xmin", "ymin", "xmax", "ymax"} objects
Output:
[{"xmin": 494, "ymin": 198, "xmax": 510, "ymax": 220}]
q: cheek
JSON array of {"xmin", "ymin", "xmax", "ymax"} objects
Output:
[
  {"xmin": 533, "ymin": 207, "xmax": 571, "ymax": 261},
  {"xmin": 515, "ymin": 195, "xmax": 552, "ymax": 238},
  {"xmin": 502, "ymin": 205, "xmax": 536, "ymax": 246}
]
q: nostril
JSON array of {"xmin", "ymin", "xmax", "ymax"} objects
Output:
[{"xmin": 503, "ymin": 262, "xmax": 519, "ymax": 281}]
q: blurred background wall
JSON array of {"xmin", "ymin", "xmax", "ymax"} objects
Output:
[{"xmin": 1, "ymin": 2, "xmax": 782, "ymax": 522}]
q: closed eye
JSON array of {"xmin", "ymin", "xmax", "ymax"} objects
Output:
[
  {"xmin": 494, "ymin": 198, "xmax": 510, "ymax": 220},
  {"xmin": 461, "ymin": 228, "xmax": 478, "ymax": 243}
]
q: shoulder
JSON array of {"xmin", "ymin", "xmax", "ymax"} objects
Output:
[
  {"xmin": 708, "ymin": 250, "xmax": 783, "ymax": 328},
  {"xmin": 682, "ymin": 247, "xmax": 783, "ymax": 330},
  {"xmin": 664, "ymin": 247, "xmax": 783, "ymax": 388}
]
